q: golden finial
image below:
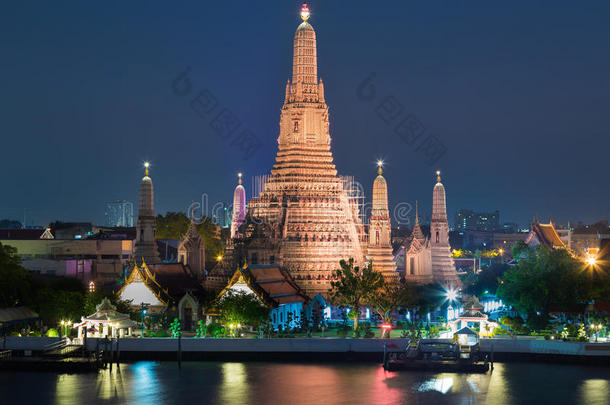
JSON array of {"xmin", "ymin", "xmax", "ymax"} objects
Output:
[
  {"xmin": 377, "ymin": 160, "xmax": 383, "ymax": 175},
  {"xmin": 300, "ymin": 3, "xmax": 310, "ymax": 22},
  {"xmin": 144, "ymin": 162, "xmax": 150, "ymax": 177},
  {"xmin": 436, "ymin": 170, "xmax": 441, "ymax": 183},
  {"xmin": 238, "ymin": 172, "xmax": 242, "ymax": 185}
]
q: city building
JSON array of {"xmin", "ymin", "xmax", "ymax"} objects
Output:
[
  {"xmin": 455, "ymin": 209, "xmax": 500, "ymax": 232},
  {"xmin": 212, "ymin": 203, "xmax": 231, "ymax": 229},
  {"xmin": 105, "ymin": 201, "xmax": 134, "ymax": 227},
  {"xmin": 239, "ymin": 5, "xmax": 367, "ymax": 297},
  {"xmin": 0, "ymin": 229, "xmax": 132, "ymax": 285}
]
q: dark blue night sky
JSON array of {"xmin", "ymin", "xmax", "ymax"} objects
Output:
[{"xmin": 1, "ymin": 1, "xmax": 608, "ymax": 227}]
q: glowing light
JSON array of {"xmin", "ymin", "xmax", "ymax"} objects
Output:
[
  {"xmin": 144, "ymin": 162, "xmax": 150, "ymax": 168},
  {"xmin": 217, "ymin": 255, "xmax": 223, "ymax": 262},
  {"xmin": 381, "ymin": 323, "xmax": 392, "ymax": 329},
  {"xmin": 445, "ymin": 287, "xmax": 458, "ymax": 302},
  {"xmin": 300, "ymin": 3, "xmax": 310, "ymax": 21},
  {"xmin": 586, "ymin": 256, "xmax": 597, "ymax": 266},
  {"xmin": 88, "ymin": 281, "xmax": 95, "ymax": 293},
  {"xmin": 377, "ymin": 160, "xmax": 383, "ymax": 168}
]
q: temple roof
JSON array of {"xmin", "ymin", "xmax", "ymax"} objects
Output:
[
  {"xmin": 219, "ymin": 264, "xmax": 310, "ymax": 307},
  {"xmin": 118, "ymin": 261, "xmax": 205, "ymax": 306},
  {"xmin": 526, "ymin": 220, "xmax": 566, "ymax": 249}
]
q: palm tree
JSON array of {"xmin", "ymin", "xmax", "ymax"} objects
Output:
[{"xmin": 329, "ymin": 259, "xmax": 384, "ymax": 333}]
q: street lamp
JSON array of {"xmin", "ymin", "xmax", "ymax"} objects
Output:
[
  {"xmin": 445, "ymin": 287, "xmax": 458, "ymax": 303},
  {"xmin": 140, "ymin": 303, "xmax": 150, "ymax": 337}
]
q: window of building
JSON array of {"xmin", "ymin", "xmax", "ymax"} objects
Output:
[
  {"xmin": 251, "ymin": 252, "xmax": 258, "ymax": 264},
  {"xmin": 410, "ymin": 257, "xmax": 415, "ymax": 275},
  {"xmin": 436, "ymin": 231, "xmax": 439, "ymax": 243}
]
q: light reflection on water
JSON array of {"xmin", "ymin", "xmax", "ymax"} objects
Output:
[{"xmin": 2, "ymin": 361, "xmax": 609, "ymax": 405}]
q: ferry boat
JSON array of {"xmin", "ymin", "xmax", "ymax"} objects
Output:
[{"xmin": 383, "ymin": 327, "xmax": 491, "ymax": 373}]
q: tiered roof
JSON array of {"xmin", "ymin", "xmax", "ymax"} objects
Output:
[{"xmin": 219, "ymin": 264, "xmax": 310, "ymax": 308}]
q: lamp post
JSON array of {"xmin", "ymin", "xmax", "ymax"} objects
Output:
[{"xmin": 140, "ymin": 303, "xmax": 149, "ymax": 337}]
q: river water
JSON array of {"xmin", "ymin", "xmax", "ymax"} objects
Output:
[{"xmin": 1, "ymin": 361, "xmax": 609, "ymax": 404}]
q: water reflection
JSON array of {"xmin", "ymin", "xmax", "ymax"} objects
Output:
[
  {"xmin": 220, "ymin": 362, "xmax": 248, "ymax": 403},
  {"xmin": 579, "ymin": 379, "xmax": 610, "ymax": 404},
  {"xmin": 131, "ymin": 361, "xmax": 160, "ymax": 403},
  {"xmin": 4, "ymin": 361, "xmax": 609, "ymax": 405},
  {"xmin": 95, "ymin": 365, "xmax": 126, "ymax": 400},
  {"xmin": 417, "ymin": 375, "xmax": 454, "ymax": 394}
]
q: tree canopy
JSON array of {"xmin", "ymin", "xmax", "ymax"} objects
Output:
[
  {"xmin": 497, "ymin": 245, "xmax": 609, "ymax": 317},
  {"xmin": 156, "ymin": 212, "xmax": 223, "ymax": 256},
  {"xmin": 370, "ymin": 279, "xmax": 418, "ymax": 337},
  {"xmin": 329, "ymin": 259, "xmax": 384, "ymax": 331},
  {"xmin": 0, "ymin": 242, "xmax": 31, "ymax": 307},
  {"xmin": 215, "ymin": 291, "xmax": 270, "ymax": 328}
]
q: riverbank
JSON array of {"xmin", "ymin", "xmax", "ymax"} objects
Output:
[{"xmin": 3, "ymin": 337, "xmax": 610, "ymax": 364}]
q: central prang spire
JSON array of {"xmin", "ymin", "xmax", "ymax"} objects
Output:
[
  {"xmin": 292, "ymin": 3, "xmax": 317, "ymax": 86},
  {"xmin": 243, "ymin": 4, "xmax": 367, "ymax": 297}
]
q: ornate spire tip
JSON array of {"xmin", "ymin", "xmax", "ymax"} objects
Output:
[
  {"xmin": 144, "ymin": 162, "xmax": 150, "ymax": 176},
  {"xmin": 436, "ymin": 170, "xmax": 441, "ymax": 182},
  {"xmin": 377, "ymin": 160, "xmax": 383, "ymax": 175},
  {"xmin": 238, "ymin": 172, "xmax": 242, "ymax": 185},
  {"xmin": 300, "ymin": 3, "xmax": 310, "ymax": 21}
]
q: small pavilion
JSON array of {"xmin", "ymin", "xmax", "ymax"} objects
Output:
[
  {"xmin": 449, "ymin": 297, "xmax": 498, "ymax": 338},
  {"xmin": 75, "ymin": 298, "xmax": 137, "ymax": 339}
]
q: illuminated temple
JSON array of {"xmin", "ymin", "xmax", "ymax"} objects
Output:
[
  {"xmin": 366, "ymin": 163, "xmax": 397, "ymax": 280},
  {"xmin": 242, "ymin": 4, "xmax": 367, "ymax": 296},
  {"xmin": 404, "ymin": 172, "xmax": 460, "ymax": 286}
]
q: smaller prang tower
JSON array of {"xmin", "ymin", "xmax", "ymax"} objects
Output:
[
  {"xmin": 134, "ymin": 162, "xmax": 161, "ymax": 265},
  {"xmin": 230, "ymin": 173, "xmax": 246, "ymax": 239},
  {"xmin": 430, "ymin": 170, "xmax": 459, "ymax": 285},
  {"xmin": 178, "ymin": 214, "xmax": 206, "ymax": 280},
  {"xmin": 367, "ymin": 161, "xmax": 397, "ymax": 280}
]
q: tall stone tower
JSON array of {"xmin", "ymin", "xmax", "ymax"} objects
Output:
[
  {"xmin": 430, "ymin": 171, "xmax": 459, "ymax": 285},
  {"xmin": 230, "ymin": 173, "xmax": 246, "ymax": 239},
  {"xmin": 178, "ymin": 216, "xmax": 205, "ymax": 280},
  {"xmin": 367, "ymin": 162, "xmax": 397, "ymax": 280},
  {"xmin": 246, "ymin": 3, "xmax": 366, "ymax": 296},
  {"xmin": 134, "ymin": 162, "xmax": 161, "ymax": 265}
]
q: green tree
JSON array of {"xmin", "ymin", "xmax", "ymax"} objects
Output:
[
  {"xmin": 329, "ymin": 259, "xmax": 384, "ymax": 332},
  {"xmin": 0, "ymin": 242, "xmax": 31, "ymax": 307},
  {"xmin": 169, "ymin": 318, "xmax": 182, "ymax": 337},
  {"xmin": 215, "ymin": 291, "xmax": 270, "ymax": 329},
  {"xmin": 156, "ymin": 212, "xmax": 223, "ymax": 256},
  {"xmin": 497, "ymin": 246, "xmax": 590, "ymax": 318},
  {"xmin": 463, "ymin": 263, "xmax": 509, "ymax": 296},
  {"xmin": 370, "ymin": 280, "xmax": 418, "ymax": 338}
]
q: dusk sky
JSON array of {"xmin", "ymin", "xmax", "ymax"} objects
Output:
[{"xmin": 2, "ymin": 1, "xmax": 608, "ymax": 228}]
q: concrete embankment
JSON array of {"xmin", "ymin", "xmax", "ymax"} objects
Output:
[{"xmin": 4, "ymin": 337, "xmax": 610, "ymax": 364}]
